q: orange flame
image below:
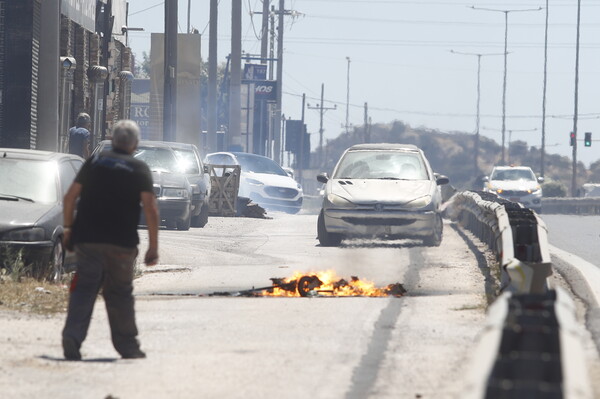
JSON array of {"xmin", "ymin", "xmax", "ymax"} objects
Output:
[{"xmin": 261, "ymin": 270, "xmax": 405, "ymax": 297}]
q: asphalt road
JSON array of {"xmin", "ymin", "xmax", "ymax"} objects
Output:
[
  {"xmin": 0, "ymin": 214, "xmax": 492, "ymax": 398},
  {"xmin": 542, "ymin": 214, "xmax": 600, "ymax": 267}
]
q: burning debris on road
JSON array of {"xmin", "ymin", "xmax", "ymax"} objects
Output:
[{"xmin": 210, "ymin": 270, "xmax": 406, "ymax": 298}]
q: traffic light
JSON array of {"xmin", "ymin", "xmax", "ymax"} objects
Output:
[
  {"xmin": 585, "ymin": 132, "xmax": 592, "ymax": 147},
  {"xmin": 570, "ymin": 132, "xmax": 576, "ymax": 146}
]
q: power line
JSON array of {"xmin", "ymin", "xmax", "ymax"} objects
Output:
[{"xmin": 130, "ymin": 1, "xmax": 164, "ymax": 16}]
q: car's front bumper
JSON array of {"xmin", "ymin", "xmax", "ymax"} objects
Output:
[
  {"xmin": 323, "ymin": 208, "xmax": 437, "ymax": 238},
  {"xmin": 248, "ymin": 192, "xmax": 303, "ymax": 212},
  {"xmin": 158, "ymin": 198, "xmax": 191, "ymax": 221},
  {"xmin": 496, "ymin": 192, "xmax": 542, "ymax": 211}
]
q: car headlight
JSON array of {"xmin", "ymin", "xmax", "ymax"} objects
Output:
[
  {"xmin": 3, "ymin": 227, "xmax": 46, "ymax": 241},
  {"xmin": 162, "ymin": 188, "xmax": 190, "ymax": 199},
  {"xmin": 246, "ymin": 178, "xmax": 264, "ymax": 186},
  {"xmin": 326, "ymin": 193, "xmax": 356, "ymax": 208},
  {"xmin": 527, "ymin": 186, "xmax": 542, "ymax": 195},
  {"xmin": 404, "ymin": 195, "xmax": 432, "ymax": 209}
]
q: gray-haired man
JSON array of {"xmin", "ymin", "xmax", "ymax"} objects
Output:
[
  {"xmin": 68, "ymin": 113, "xmax": 92, "ymax": 158},
  {"xmin": 62, "ymin": 120, "xmax": 159, "ymax": 360}
]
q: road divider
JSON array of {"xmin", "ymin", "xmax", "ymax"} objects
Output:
[
  {"xmin": 449, "ymin": 191, "xmax": 592, "ymax": 398},
  {"xmin": 542, "ymin": 197, "xmax": 600, "ymax": 215}
]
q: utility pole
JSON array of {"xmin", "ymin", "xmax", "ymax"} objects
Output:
[
  {"xmin": 164, "ymin": 0, "xmax": 178, "ymax": 142},
  {"xmin": 450, "ymin": 50, "xmax": 503, "ymax": 175},
  {"xmin": 345, "ymin": 56, "xmax": 351, "ymax": 135},
  {"xmin": 187, "ymin": 0, "xmax": 191, "ymax": 33},
  {"xmin": 207, "ymin": 0, "xmax": 218, "ymax": 153},
  {"xmin": 261, "ymin": 0, "xmax": 269, "ymax": 62},
  {"xmin": 307, "ymin": 84, "xmax": 336, "ymax": 167},
  {"xmin": 471, "ymin": 6, "xmax": 541, "ymax": 165},
  {"xmin": 299, "ymin": 93, "xmax": 306, "ymax": 185},
  {"xmin": 572, "ymin": 0, "xmax": 582, "ymax": 197},
  {"xmin": 541, "ymin": 0, "xmax": 549, "ymax": 178},
  {"xmin": 274, "ymin": 0, "xmax": 285, "ymax": 164},
  {"xmin": 229, "ymin": 0, "xmax": 242, "ymax": 151},
  {"xmin": 363, "ymin": 102, "xmax": 369, "ymax": 143}
]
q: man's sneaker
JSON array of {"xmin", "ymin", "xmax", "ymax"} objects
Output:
[
  {"xmin": 62, "ymin": 336, "xmax": 81, "ymax": 361},
  {"xmin": 121, "ymin": 349, "xmax": 146, "ymax": 359}
]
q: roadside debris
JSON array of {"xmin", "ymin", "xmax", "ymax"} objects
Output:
[
  {"xmin": 210, "ymin": 270, "xmax": 406, "ymax": 297},
  {"xmin": 237, "ymin": 197, "xmax": 271, "ymax": 219}
]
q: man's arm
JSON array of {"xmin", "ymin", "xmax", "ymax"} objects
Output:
[
  {"xmin": 63, "ymin": 182, "xmax": 82, "ymax": 251},
  {"xmin": 141, "ymin": 191, "xmax": 159, "ymax": 266},
  {"xmin": 83, "ymin": 137, "xmax": 90, "ymax": 158}
]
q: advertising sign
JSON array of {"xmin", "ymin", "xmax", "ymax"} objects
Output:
[
  {"xmin": 61, "ymin": 0, "xmax": 96, "ymax": 32},
  {"xmin": 254, "ymin": 81, "xmax": 277, "ymax": 102},
  {"xmin": 243, "ymin": 64, "xmax": 267, "ymax": 81}
]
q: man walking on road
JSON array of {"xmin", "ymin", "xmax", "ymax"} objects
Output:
[
  {"xmin": 61, "ymin": 120, "xmax": 159, "ymax": 360},
  {"xmin": 68, "ymin": 113, "xmax": 92, "ymax": 158}
]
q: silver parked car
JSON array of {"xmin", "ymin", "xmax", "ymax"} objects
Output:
[
  {"xmin": 316, "ymin": 143, "xmax": 449, "ymax": 247},
  {"xmin": 0, "ymin": 148, "xmax": 84, "ymax": 280}
]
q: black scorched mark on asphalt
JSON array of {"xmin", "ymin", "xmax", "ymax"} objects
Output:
[{"xmin": 344, "ymin": 247, "xmax": 423, "ymax": 399}]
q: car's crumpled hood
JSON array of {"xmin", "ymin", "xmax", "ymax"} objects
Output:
[
  {"xmin": 242, "ymin": 172, "xmax": 301, "ymax": 190},
  {"xmin": 489, "ymin": 179, "xmax": 539, "ymax": 191},
  {"xmin": 330, "ymin": 179, "xmax": 433, "ymax": 204},
  {"xmin": 0, "ymin": 201, "xmax": 54, "ymax": 232},
  {"xmin": 151, "ymin": 171, "xmax": 189, "ymax": 188}
]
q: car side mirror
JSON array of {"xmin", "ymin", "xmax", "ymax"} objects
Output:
[
  {"xmin": 317, "ymin": 173, "xmax": 329, "ymax": 184},
  {"xmin": 435, "ymin": 174, "xmax": 450, "ymax": 186},
  {"xmin": 537, "ymin": 176, "xmax": 545, "ymax": 184},
  {"xmin": 482, "ymin": 176, "xmax": 489, "ymax": 182}
]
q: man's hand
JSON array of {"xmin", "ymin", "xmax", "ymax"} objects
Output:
[
  {"xmin": 144, "ymin": 247, "xmax": 159, "ymax": 266},
  {"xmin": 63, "ymin": 230, "xmax": 74, "ymax": 251}
]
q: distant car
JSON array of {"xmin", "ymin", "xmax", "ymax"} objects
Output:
[
  {"xmin": 164, "ymin": 142, "xmax": 211, "ymax": 227},
  {"xmin": 316, "ymin": 143, "xmax": 449, "ymax": 247},
  {"xmin": 205, "ymin": 152, "xmax": 304, "ymax": 214},
  {"xmin": 0, "ymin": 148, "xmax": 84, "ymax": 280},
  {"xmin": 483, "ymin": 165, "xmax": 543, "ymax": 212},
  {"xmin": 94, "ymin": 141, "xmax": 193, "ymax": 230}
]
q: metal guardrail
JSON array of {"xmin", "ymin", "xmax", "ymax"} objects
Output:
[
  {"xmin": 450, "ymin": 191, "xmax": 591, "ymax": 398},
  {"xmin": 542, "ymin": 197, "xmax": 600, "ymax": 215}
]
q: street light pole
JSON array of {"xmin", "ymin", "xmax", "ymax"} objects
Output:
[
  {"xmin": 572, "ymin": 0, "xmax": 582, "ymax": 197},
  {"xmin": 541, "ymin": 0, "xmax": 549, "ymax": 178},
  {"xmin": 450, "ymin": 50, "xmax": 503, "ymax": 176},
  {"xmin": 345, "ymin": 56, "xmax": 351, "ymax": 135},
  {"xmin": 471, "ymin": 6, "xmax": 542, "ymax": 165}
]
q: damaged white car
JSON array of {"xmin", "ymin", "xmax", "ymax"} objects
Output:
[{"xmin": 316, "ymin": 143, "xmax": 449, "ymax": 247}]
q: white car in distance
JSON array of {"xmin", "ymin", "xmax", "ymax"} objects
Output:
[{"xmin": 483, "ymin": 165, "xmax": 544, "ymax": 212}]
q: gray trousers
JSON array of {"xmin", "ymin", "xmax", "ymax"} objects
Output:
[{"xmin": 62, "ymin": 243, "xmax": 141, "ymax": 356}]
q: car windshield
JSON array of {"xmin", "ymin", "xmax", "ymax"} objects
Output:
[
  {"xmin": 234, "ymin": 153, "xmax": 287, "ymax": 176},
  {"xmin": 0, "ymin": 159, "xmax": 58, "ymax": 203},
  {"xmin": 134, "ymin": 147, "xmax": 181, "ymax": 173},
  {"xmin": 491, "ymin": 168, "xmax": 536, "ymax": 182},
  {"xmin": 172, "ymin": 148, "xmax": 199, "ymax": 174},
  {"xmin": 333, "ymin": 150, "xmax": 429, "ymax": 180}
]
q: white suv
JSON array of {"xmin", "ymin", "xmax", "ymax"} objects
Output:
[{"xmin": 484, "ymin": 166, "xmax": 543, "ymax": 212}]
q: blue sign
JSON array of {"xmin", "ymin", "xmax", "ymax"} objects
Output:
[{"xmin": 243, "ymin": 64, "xmax": 267, "ymax": 81}]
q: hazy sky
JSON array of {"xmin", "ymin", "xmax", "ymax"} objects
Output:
[{"xmin": 127, "ymin": 0, "xmax": 600, "ymax": 168}]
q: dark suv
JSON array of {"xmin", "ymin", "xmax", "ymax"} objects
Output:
[{"xmin": 94, "ymin": 141, "xmax": 194, "ymax": 230}]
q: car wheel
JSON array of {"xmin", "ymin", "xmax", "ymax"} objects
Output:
[
  {"xmin": 192, "ymin": 201, "xmax": 209, "ymax": 227},
  {"xmin": 423, "ymin": 214, "xmax": 443, "ymax": 247},
  {"xmin": 47, "ymin": 239, "xmax": 65, "ymax": 282},
  {"xmin": 317, "ymin": 210, "xmax": 342, "ymax": 247}
]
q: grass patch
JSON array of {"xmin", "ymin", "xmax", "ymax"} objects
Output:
[{"xmin": 0, "ymin": 273, "xmax": 70, "ymax": 315}]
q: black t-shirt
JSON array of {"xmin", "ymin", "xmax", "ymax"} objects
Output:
[{"xmin": 72, "ymin": 149, "xmax": 154, "ymax": 248}]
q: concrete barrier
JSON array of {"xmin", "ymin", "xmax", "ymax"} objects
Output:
[{"xmin": 542, "ymin": 197, "xmax": 600, "ymax": 215}]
